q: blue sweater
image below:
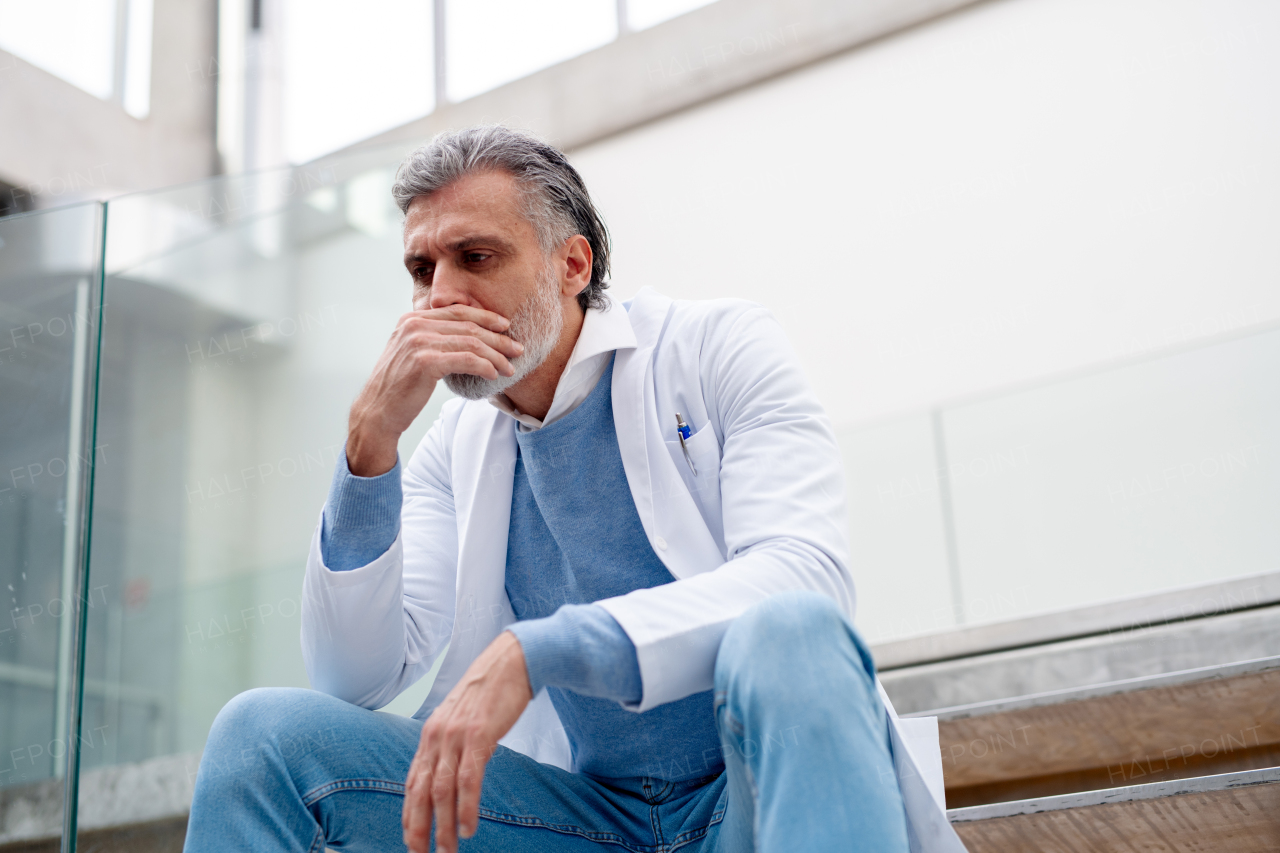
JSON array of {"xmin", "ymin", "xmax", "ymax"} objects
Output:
[
  {"xmin": 500, "ymin": 355, "xmax": 721, "ymax": 780},
  {"xmin": 320, "ymin": 362, "xmax": 722, "ymax": 780}
]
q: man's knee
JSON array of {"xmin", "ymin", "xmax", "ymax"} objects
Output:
[
  {"xmin": 199, "ymin": 688, "xmax": 344, "ymax": 787},
  {"xmin": 210, "ymin": 687, "xmax": 318, "ymax": 741},
  {"xmin": 205, "ymin": 687, "xmax": 347, "ymax": 769},
  {"xmin": 715, "ymin": 590, "xmax": 869, "ymax": 691}
]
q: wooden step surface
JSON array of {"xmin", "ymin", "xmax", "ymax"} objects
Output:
[
  {"xmin": 949, "ymin": 766, "xmax": 1280, "ymax": 852},
  {"xmin": 913, "ymin": 655, "xmax": 1280, "ymax": 806}
]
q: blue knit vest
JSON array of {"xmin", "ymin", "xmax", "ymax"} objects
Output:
[{"xmin": 504, "ymin": 354, "xmax": 723, "ymax": 782}]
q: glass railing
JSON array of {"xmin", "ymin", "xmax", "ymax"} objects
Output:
[
  {"xmin": 78, "ymin": 146, "xmax": 454, "ymax": 786},
  {"xmin": 0, "ymin": 147, "xmax": 1276, "ymax": 848},
  {"xmin": 0, "ymin": 202, "xmax": 105, "ymax": 848},
  {"xmin": 840, "ymin": 323, "xmax": 1280, "ymax": 644}
]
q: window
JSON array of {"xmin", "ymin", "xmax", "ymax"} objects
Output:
[
  {"xmin": 283, "ymin": 0, "xmax": 435, "ymax": 163},
  {"xmin": 0, "ymin": 0, "xmax": 153, "ymax": 117},
  {"xmin": 446, "ymin": 0, "xmax": 616, "ymax": 102}
]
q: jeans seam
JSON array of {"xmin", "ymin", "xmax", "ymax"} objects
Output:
[
  {"xmin": 477, "ymin": 807, "xmax": 724, "ymax": 853},
  {"xmin": 307, "ymin": 826, "xmax": 328, "ymax": 853},
  {"xmin": 712, "ymin": 693, "xmax": 743, "ymax": 738},
  {"xmin": 301, "ymin": 776, "xmax": 406, "ymax": 808},
  {"xmin": 714, "ymin": 698, "xmax": 760, "ymax": 852},
  {"xmin": 650, "ymin": 800, "xmax": 664, "ymax": 848},
  {"xmin": 666, "ymin": 808, "xmax": 725, "ymax": 851},
  {"xmin": 477, "ymin": 808, "xmax": 653, "ymax": 852}
]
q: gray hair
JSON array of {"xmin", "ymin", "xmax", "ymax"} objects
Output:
[{"xmin": 391, "ymin": 125, "xmax": 611, "ymax": 312}]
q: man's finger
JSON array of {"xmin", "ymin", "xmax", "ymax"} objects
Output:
[
  {"xmin": 431, "ymin": 351, "xmax": 506, "ymax": 381},
  {"xmin": 429, "ymin": 334, "xmax": 516, "ymax": 377},
  {"xmin": 403, "ymin": 755, "xmax": 430, "ymax": 833},
  {"xmin": 412, "ymin": 304, "xmax": 510, "ymax": 332},
  {"xmin": 456, "ymin": 745, "xmax": 490, "ymax": 839},
  {"xmin": 426, "ymin": 320, "xmax": 524, "ymax": 359},
  {"xmin": 431, "ymin": 753, "xmax": 460, "ymax": 853},
  {"xmin": 405, "ymin": 785, "xmax": 432, "ymax": 853},
  {"xmin": 405, "ymin": 729, "xmax": 439, "ymax": 852}
]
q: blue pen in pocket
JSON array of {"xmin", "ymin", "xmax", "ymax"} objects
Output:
[{"xmin": 674, "ymin": 413, "xmax": 698, "ymax": 476}]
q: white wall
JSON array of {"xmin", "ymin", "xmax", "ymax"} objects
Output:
[
  {"xmin": 572, "ymin": 0, "xmax": 1280, "ymax": 640},
  {"xmin": 574, "ymin": 0, "xmax": 1280, "ymax": 429}
]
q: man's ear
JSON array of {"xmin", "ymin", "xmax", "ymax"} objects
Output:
[{"xmin": 561, "ymin": 234, "xmax": 593, "ymax": 300}]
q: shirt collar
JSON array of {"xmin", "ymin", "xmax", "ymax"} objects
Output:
[{"xmin": 565, "ymin": 292, "xmax": 638, "ymax": 368}]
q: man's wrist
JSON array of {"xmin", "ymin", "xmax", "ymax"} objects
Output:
[
  {"xmin": 346, "ymin": 420, "xmax": 400, "ymax": 477},
  {"xmin": 501, "ymin": 630, "xmax": 535, "ymax": 701},
  {"xmin": 504, "ymin": 606, "xmax": 641, "ymax": 704},
  {"xmin": 320, "ymin": 445, "xmax": 402, "ymax": 571}
]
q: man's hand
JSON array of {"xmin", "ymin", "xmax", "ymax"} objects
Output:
[
  {"xmin": 402, "ymin": 630, "xmax": 533, "ymax": 853},
  {"xmin": 347, "ymin": 305, "xmax": 525, "ymax": 477}
]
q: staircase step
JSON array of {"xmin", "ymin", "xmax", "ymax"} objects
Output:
[
  {"xmin": 913, "ymin": 655, "xmax": 1280, "ymax": 806},
  {"xmin": 880, "ymin": 600, "xmax": 1280, "ymax": 715},
  {"xmin": 875, "ymin": 570, "xmax": 1280, "ymax": 672},
  {"xmin": 949, "ymin": 766, "xmax": 1280, "ymax": 852}
]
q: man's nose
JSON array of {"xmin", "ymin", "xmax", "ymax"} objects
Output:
[{"xmin": 428, "ymin": 264, "xmax": 472, "ymax": 310}]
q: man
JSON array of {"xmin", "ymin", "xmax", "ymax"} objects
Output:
[{"xmin": 184, "ymin": 126, "xmax": 962, "ymax": 853}]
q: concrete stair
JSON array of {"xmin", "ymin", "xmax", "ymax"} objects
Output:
[
  {"xmin": 949, "ymin": 767, "xmax": 1280, "ymax": 851},
  {"xmin": 915, "ymin": 656, "xmax": 1280, "ymax": 847},
  {"xmin": 924, "ymin": 654, "xmax": 1280, "ymax": 807},
  {"xmin": 868, "ymin": 573, "xmax": 1280, "ymax": 847}
]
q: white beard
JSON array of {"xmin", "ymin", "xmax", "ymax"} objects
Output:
[{"xmin": 443, "ymin": 265, "xmax": 565, "ymax": 401}]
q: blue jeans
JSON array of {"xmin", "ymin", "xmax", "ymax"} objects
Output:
[{"xmin": 184, "ymin": 590, "xmax": 909, "ymax": 852}]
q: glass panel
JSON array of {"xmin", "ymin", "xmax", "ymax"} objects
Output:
[
  {"xmin": 446, "ymin": 0, "xmax": 616, "ymax": 102},
  {"xmin": 840, "ymin": 414, "xmax": 960, "ymax": 643},
  {"xmin": 943, "ymin": 327, "xmax": 1280, "ymax": 619},
  {"xmin": 0, "ymin": 202, "xmax": 105, "ymax": 846},
  {"xmin": 77, "ymin": 149, "xmax": 452, "ymax": 831},
  {"xmin": 842, "ymin": 325, "xmax": 1280, "ymax": 643}
]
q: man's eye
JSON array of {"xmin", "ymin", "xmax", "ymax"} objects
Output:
[{"xmin": 464, "ymin": 252, "xmax": 490, "ymax": 263}]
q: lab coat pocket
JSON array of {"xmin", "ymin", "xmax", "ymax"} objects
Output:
[{"xmin": 664, "ymin": 423, "xmax": 724, "ymax": 550}]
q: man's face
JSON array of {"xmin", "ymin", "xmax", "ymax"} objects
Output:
[
  {"xmin": 403, "ymin": 170, "xmax": 573, "ymax": 399},
  {"xmin": 403, "ymin": 169, "xmax": 550, "ymax": 320}
]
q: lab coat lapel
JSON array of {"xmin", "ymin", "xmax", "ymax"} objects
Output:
[
  {"xmin": 424, "ymin": 399, "xmax": 574, "ymax": 769},
  {"xmin": 453, "ymin": 402, "xmax": 518, "ymax": 637},
  {"xmin": 612, "ymin": 304, "xmax": 660, "ymax": 556},
  {"xmin": 423, "ymin": 402, "xmax": 517, "ymax": 708},
  {"xmin": 614, "ymin": 288, "xmax": 724, "ymax": 580}
]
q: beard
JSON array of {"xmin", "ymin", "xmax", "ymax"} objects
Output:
[{"xmin": 443, "ymin": 264, "xmax": 565, "ymax": 401}]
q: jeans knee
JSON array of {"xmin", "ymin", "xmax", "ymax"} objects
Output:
[
  {"xmin": 715, "ymin": 590, "xmax": 870, "ymax": 694},
  {"xmin": 199, "ymin": 688, "xmax": 340, "ymax": 787},
  {"xmin": 208, "ymin": 687, "xmax": 332, "ymax": 754}
]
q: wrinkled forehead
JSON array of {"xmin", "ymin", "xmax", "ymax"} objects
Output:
[{"xmin": 401, "ymin": 170, "xmax": 535, "ymax": 250}]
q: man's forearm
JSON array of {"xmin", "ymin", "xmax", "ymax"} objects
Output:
[
  {"xmin": 321, "ymin": 445, "xmax": 642, "ymax": 705},
  {"xmin": 320, "ymin": 444, "xmax": 403, "ymax": 571},
  {"xmin": 506, "ymin": 604, "xmax": 643, "ymax": 705}
]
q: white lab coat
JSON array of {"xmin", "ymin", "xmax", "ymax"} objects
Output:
[{"xmin": 301, "ymin": 287, "xmax": 966, "ymax": 852}]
